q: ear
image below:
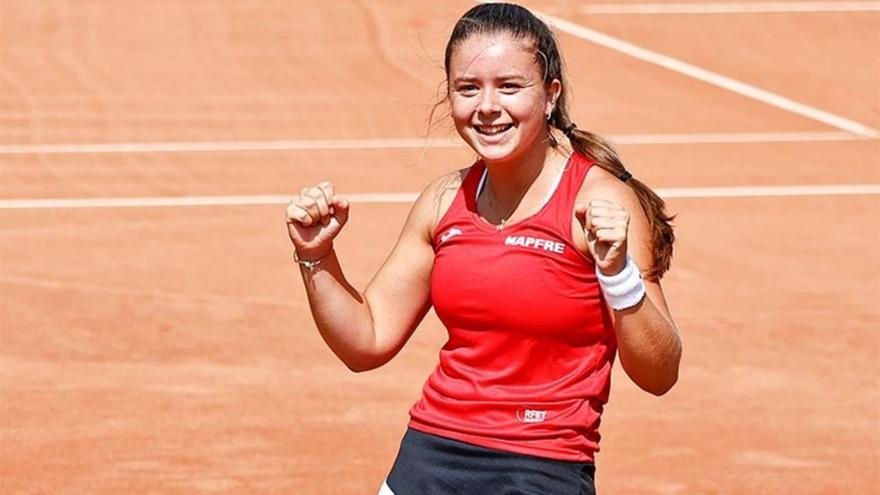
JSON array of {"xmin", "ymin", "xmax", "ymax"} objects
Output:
[{"xmin": 545, "ymin": 78, "xmax": 562, "ymax": 117}]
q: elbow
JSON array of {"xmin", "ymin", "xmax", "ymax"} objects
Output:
[
  {"xmin": 633, "ymin": 366, "xmax": 678, "ymax": 396},
  {"xmin": 644, "ymin": 371, "xmax": 678, "ymax": 396},
  {"xmin": 635, "ymin": 342, "xmax": 682, "ymax": 396},
  {"xmin": 343, "ymin": 356, "xmax": 382, "ymax": 373},
  {"xmin": 630, "ymin": 369, "xmax": 678, "ymax": 396},
  {"xmin": 647, "ymin": 342, "xmax": 682, "ymax": 396},
  {"xmin": 342, "ymin": 351, "xmax": 391, "ymax": 373},
  {"xmin": 335, "ymin": 328, "xmax": 387, "ymax": 373},
  {"xmin": 342, "ymin": 333, "xmax": 402, "ymax": 373},
  {"xmin": 344, "ymin": 361, "xmax": 371, "ymax": 373}
]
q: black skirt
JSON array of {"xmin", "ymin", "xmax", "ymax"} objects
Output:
[{"xmin": 381, "ymin": 428, "xmax": 596, "ymax": 495}]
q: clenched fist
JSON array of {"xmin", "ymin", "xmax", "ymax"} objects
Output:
[
  {"xmin": 575, "ymin": 199, "xmax": 630, "ymax": 276},
  {"xmin": 285, "ymin": 181, "xmax": 350, "ymax": 260}
]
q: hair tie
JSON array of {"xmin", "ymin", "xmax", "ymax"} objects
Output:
[
  {"xmin": 618, "ymin": 170, "xmax": 632, "ymax": 183},
  {"xmin": 562, "ymin": 123, "xmax": 577, "ymax": 138}
]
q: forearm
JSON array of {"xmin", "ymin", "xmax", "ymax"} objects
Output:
[
  {"xmin": 297, "ymin": 249, "xmax": 377, "ymax": 371},
  {"xmin": 613, "ymin": 295, "xmax": 681, "ymax": 395}
]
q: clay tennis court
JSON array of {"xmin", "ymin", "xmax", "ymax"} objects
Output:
[{"xmin": 1, "ymin": 1, "xmax": 878, "ymax": 493}]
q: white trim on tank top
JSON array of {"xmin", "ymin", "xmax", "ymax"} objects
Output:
[{"xmin": 475, "ymin": 162, "xmax": 567, "ymax": 210}]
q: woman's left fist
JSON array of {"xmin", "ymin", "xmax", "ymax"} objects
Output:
[{"xmin": 575, "ymin": 199, "xmax": 630, "ymax": 276}]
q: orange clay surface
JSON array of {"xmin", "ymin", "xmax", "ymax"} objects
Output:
[{"xmin": 1, "ymin": 1, "xmax": 878, "ymax": 494}]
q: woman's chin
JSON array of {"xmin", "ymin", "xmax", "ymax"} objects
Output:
[
  {"xmin": 468, "ymin": 137, "xmax": 518, "ymax": 163},
  {"xmin": 477, "ymin": 147, "xmax": 509, "ymax": 161}
]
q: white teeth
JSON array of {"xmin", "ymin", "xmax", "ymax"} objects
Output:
[{"xmin": 476, "ymin": 124, "xmax": 513, "ymax": 136}]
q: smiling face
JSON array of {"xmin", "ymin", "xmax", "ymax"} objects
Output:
[{"xmin": 447, "ymin": 32, "xmax": 561, "ymax": 165}]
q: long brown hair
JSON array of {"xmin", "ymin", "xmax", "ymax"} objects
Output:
[{"xmin": 436, "ymin": 2, "xmax": 675, "ymax": 280}]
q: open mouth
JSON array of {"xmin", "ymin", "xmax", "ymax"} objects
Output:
[{"xmin": 475, "ymin": 124, "xmax": 514, "ymax": 136}]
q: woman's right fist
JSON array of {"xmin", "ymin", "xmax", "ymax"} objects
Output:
[{"xmin": 285, "ymin": 181, "xmax": 350, "ymax": 259}]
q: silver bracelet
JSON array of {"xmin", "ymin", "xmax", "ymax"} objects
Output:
[{"xmin": 294, "ymin": 250, "xmax": 331, "ymax": 273}]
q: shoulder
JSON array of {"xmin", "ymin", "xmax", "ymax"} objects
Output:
[
  {"xmin": 409, "ymin": 166, "xmax": 471, "ymax": 241},
  {"xmin": 577, "ymin": 161, "xmax": 642, "ymax": 215},
  {"xmin": 428, "ymin": 167, "xmax": 469, "ymax": 202}
]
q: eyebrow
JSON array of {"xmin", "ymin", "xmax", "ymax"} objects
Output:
[{"xmin": 451, "ymin": 75, "xmax": 530, "ymax": 84}]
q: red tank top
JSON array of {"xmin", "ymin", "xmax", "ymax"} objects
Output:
[{"xmin": 408, "ymin": 152, "xmax": 617, "ymax": 463}]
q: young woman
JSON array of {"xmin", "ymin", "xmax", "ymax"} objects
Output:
[{"xmin": 284, "ymin": 3, "xmax": 681, "ymax": 494}]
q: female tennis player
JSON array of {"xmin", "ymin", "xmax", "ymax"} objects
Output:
[{"xmin": 285, "ymin": 3, "xmax": 681, "ymax": 494}]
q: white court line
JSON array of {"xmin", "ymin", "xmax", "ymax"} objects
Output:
[
  {"xmin": 0, "ymin": 131, "xmax": 868, "ymax": 155},
  {"xmin": 0, "ymin": 185, "xmax": 876, "ymax": 209},
  {"xmin": 581, "ymin": 1, "xmax": 880, "ymax": 15},
  {"xmin": 611, "ymin": 131, "xmax": 867, "ymax": 144},
  {"xmin": 0, "ymin": 273, "xmax": 296, "ymax": 308},
  {"xmin": 0, "ymin": 193, "xmax": 418, "ymax": 209},
  {"xmin": 0, "ymin": 138, "xmax": 462, "ymax": 155},
  {"xmin": 487, "ymin": 2, "xmax": 879, "ymax": 138},
  {"xmin": 657, "ymin": 184, "xmax": 880, "ymax": 198}
]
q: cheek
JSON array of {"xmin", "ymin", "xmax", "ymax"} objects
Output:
[
  {"xmin": 506, "ymin": 96, "xmax": 545, "ymax": 124},
  {"xmin": 449, "ymin": 98, "xmax": 475, "ymax": 126}
]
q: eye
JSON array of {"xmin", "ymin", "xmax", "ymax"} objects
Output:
[
  {"xmin": 456, "ymin": 84, "xmax": 479, "ymax": 96},
  {"xmin": 500, "ymin": 83, "xmax": 522, "ymax": 93}
]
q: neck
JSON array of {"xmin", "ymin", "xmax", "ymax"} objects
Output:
[{"xmin": 482, "ymin": 139, "xmax": 557, "ymax": 206}]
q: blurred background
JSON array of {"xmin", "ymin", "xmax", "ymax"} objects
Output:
[{"xmin": 1, "ymin": 1, "xmax": 878, "ymax": 493}]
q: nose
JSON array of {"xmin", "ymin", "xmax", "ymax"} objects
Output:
[{"xmin": 477, "ymin": 88, "xmax": 501, "ymax": 116}]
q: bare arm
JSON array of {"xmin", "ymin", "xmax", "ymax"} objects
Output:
[
  {"xmin": 610, "ymin": 261, "xmax": 681, "ymax": 396},
  {"xmin": 285, "ymin": 178, "xmax": 446, "ymax": 372},
  {"xmin": 576, "ymin": 175, "xmax": 682, "ymax": 395}
]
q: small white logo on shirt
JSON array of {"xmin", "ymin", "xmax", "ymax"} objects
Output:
[
  {"xmin": 504, "ymin": 235, "xmax": 565, "ymax": 254},
  {"xmin": 439, "ymin": 228, "xmax": 463, "ymax": 244},
  {"xmin": 517, "ymin": 408, "xmax": 547, "ymax": 423}
]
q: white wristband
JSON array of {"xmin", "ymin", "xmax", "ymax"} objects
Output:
[{"xmin": 596, "ymin": 255, "xmax": 646, "ymax": 310}]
